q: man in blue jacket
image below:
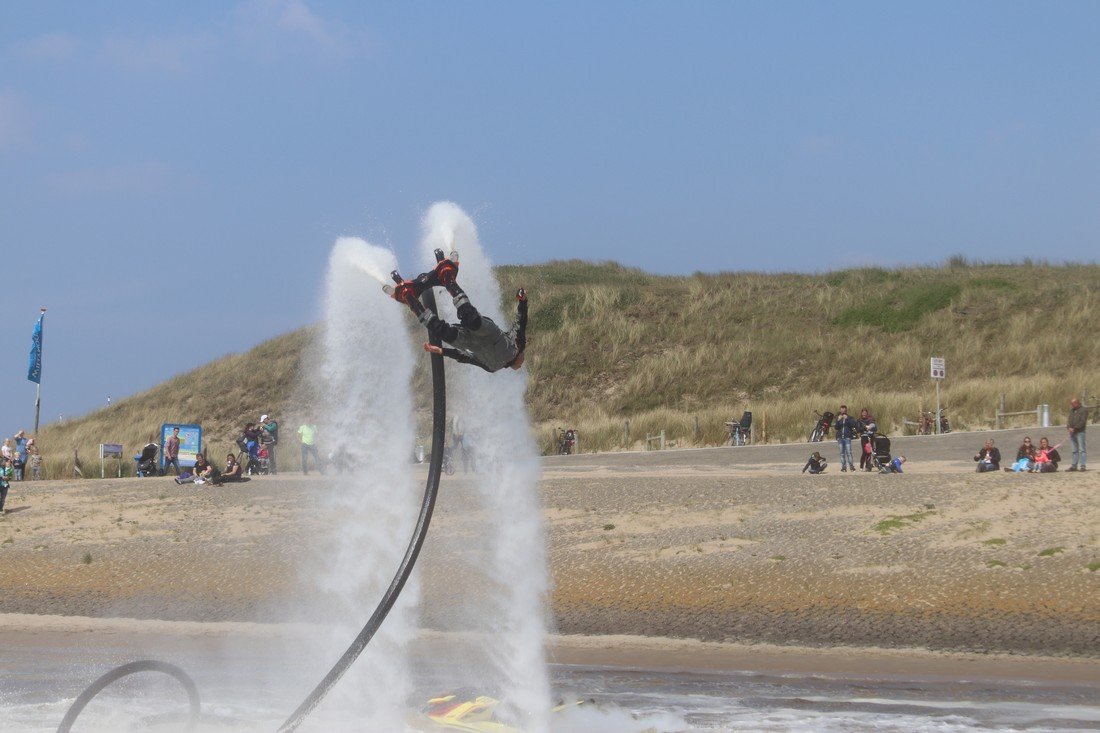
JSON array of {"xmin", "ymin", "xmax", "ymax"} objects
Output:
[{"xmin": 834, "ymin": 405, "xmax": 857, "ymax": 472}]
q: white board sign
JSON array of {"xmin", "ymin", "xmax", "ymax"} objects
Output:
[{"xmin": 930, "ymin": 357, "xmax": 946, "ymax": 380}]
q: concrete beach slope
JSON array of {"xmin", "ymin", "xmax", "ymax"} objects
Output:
[{"xmin": 0, "ymin": 428, "xmax": 1096, "ymax": 657}]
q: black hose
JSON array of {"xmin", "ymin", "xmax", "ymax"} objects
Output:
[
  {"xmin": 56, "ymin": 660, "xmax": 201, "ymax": 733},
  {"xmin": 276, "ymin": 286, "xmax": 446, "ymax": 731},
  {"xmin": 58, "ymin": 289, "xmax": 448, "ymax": 733}
]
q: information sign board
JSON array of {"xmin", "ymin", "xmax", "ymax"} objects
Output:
[
  {"xmin": 160, "ymin": 423, "xmax": 203, "ymax": 468},
  {"xmin": 930, "ymin": 357, "xmax": 946, "ymax": 380}
]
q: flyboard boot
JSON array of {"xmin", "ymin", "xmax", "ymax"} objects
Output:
[{"xmin": 384, "ymin": 249, "xmax": 460, "ymax": 306}]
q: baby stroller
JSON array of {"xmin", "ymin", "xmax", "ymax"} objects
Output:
[
  {"xmin": 135, "ymin": 442, "xmax": 159, "ymax": 477},
  {"xmin": 236, "ymin": 435, "xmax": 267, "ymax": 476},
  {"xmin": 871, "ymin": 435, "xmax": 894, "ymax": 473}
]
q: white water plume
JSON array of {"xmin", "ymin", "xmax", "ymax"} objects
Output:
[
  {"xmin": 305, "ymin": 236, "xmax": 420, "ymax": 730},
  {"xmin": 418, "ymin": 201, "xmax": 552, "ymax": 731}
]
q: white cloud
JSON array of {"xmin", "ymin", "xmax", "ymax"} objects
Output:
[
  {"xmin": 232, "ymin": 0, "xmax": 369, "ymax": 62},
  {"xmin": 0, "ymin": 90, "xmax": 31, "ymax": 151}
]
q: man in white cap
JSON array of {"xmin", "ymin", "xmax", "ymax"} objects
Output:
[{"xmin": 260, "ymin": 413, "xmax": 279, "ymax": 474}]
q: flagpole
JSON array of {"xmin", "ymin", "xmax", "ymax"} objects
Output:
[{"xmin": 33, "ymin": 308, "xmax": 45, "ymax": 436}]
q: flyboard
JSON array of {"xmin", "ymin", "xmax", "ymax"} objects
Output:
[{"xmin": 56, "ymin": 286, "xmax": 449, "ymax": 733}]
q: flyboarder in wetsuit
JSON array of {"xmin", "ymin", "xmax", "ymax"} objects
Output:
[{"xmin": 387, "ymin": 250, "xmax": 528, "ymax": 373}]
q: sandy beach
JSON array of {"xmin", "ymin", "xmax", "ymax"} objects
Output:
[{"xmin": 1, "ymin": 428, "xmax": 1097, "ymax": 673}]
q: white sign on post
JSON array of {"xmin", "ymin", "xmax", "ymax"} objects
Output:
[{"xmin": 930, "ymin": 357, "xmax": 946, "ymax": 380}]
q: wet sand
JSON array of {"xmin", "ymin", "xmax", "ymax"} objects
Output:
[{"xmin": 0, "ymin": 429, "xmax": 1097, "ymax": 666}]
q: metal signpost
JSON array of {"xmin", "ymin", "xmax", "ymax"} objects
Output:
[
  {"xmin": 930, "ymin": 357, "xmax": 946, "ymax": 435},
  {"xmin": 100, "ymin": 443, "xmax": 123, "ymax": 478}
]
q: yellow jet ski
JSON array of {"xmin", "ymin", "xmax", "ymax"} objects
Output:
[{"xmin": 418, "ymin": 691, "xmax": 586, "ymax": 732}]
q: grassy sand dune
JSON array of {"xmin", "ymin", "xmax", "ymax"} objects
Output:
[{"xmin": 31, "ymin": 260, "xmax": 1100, "ymax": 473}]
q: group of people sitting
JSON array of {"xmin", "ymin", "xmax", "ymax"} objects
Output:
[
  {"xmin": 173, "ymin": 451, "xmax": 246, "ymax": 486},
  {"xmin": 974, "ymin": 436, "xmax": 1062, "ymax": 473}
]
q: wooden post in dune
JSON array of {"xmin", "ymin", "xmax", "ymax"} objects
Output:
[
  {"xmin": 623, "ymin": 420, "xmax": 630, "ymax": 446},
  {"xmin": 693, "ymin": 415, "xmax": 700, "ymax": 442},
  {"xmin": 761, "ymin": 412, "xmax": 767, "ymax": 444}
]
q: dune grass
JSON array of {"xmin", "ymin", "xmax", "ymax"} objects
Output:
[{"xmin": 28, "ymin": 260, "xmax": 1100, "ymax": 473}]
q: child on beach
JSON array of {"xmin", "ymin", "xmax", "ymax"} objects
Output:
[
  {"xmin": 802, "ymin": 451, "xmax": 827, "ymax": 474},
  {"xmin": 0, "ymin": 457, "xmax": 12, "ymax": 513},
  {"xmin": 1031, "ymin": 438, "xmax": 1062, "ymax": 472}
]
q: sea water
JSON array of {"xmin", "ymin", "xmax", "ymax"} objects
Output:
[{"xmin": 2, "ymin": 633, "xmax": 1098, "ymax": 732}]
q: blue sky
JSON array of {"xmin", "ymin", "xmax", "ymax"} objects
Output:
[{"xmin": 2, "ymin": 1, "xmax": 1098, "ymax": 427}]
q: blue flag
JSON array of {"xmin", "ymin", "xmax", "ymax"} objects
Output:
[{"xmin": 28, "ymin": 312, "xmax": 43, "ymax": 384}]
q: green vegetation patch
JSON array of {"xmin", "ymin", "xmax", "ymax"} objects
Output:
[
  {"xmin": 602, "ymin": 523, "xmax": 616, "ymax": 531},
  {"xmin": 969, "ymin": 277, "xmax": 1019, "ymax": 292},
  {"xmin": 1037, "ymin": 546, "xmax": 1065, "ymax": 557},
  {"xmin": 1086, "ymin": 561, "xmax": 1100, "ymax": 572},
  {"xmin": 82, "ymin": 552, "xmax": 92, "ymax": 564},
  {"xmin": 982, "ymin": 538, "xmax": 1007, "ymax": 546},
  {"xmin": 770, "ymin": 555, "xmax": 787, "ymax": 561},
  {"xmin": 873, "ymin": 511, "xmax": 935, "ymax": 534},
  {"xmin": 986, "ymin": 560, "xmax": 1007, "ymax": 568},
  {"xmin": 833, "ymin": 283, "xmax": 962, "ymax": 332}
]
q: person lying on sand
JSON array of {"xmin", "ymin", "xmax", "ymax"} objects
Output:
[{"xmin": 388, "ymin": 249, "xmax": 528, "ymax": 373}]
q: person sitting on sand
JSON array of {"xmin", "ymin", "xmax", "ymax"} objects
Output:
[
  {"xmin": 974, "ymin": 439, "xmax": 1001, "ymax": 472},
  {"xmin": 1031, "ymin": 437, "xmax": 1062, "ymax": 473},
  {"xmin": 887, "ymin": 455, "xmax": 906, "ymax": 473},
  {"xmin": 222, "ymin": 453, "xmax": 243, "ymax": 483},
  {"xmin": 192, "ymin": 453, "xmax": 220, "ymax": 485},
  {"xmin": 388, "ymin": 250, "xmax": 528, "ymax": 373},
  {"xmin": 1009, "ymin": 437, "xmax": 1036, "ymax": 472},
  {"xmin": 801, "ymin": 451, "xmax": 827, "ymax": 474}
]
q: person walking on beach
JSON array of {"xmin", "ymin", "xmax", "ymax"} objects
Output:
[
  {"xmin": 298, "ymin": 421, "xmax": 323, "ymax": 475},
  {"xmin": 834, "ymin": 405, "xmax": 857, "ymax": 472},
  {"xmin": 164, "ymin": 427, "xmax": 181, "ymax": 476},
  {"xmin": 1066, "ymin": 397, "xmax": 1087, "ymax": 471}
]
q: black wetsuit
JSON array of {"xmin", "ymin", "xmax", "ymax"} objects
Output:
[{"xmin": 420, "ymin": 293, "xmax": 528, "ymax": 373}]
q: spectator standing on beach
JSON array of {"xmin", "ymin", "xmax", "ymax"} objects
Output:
[
  {"xmin": 834, "ymin": 405, "xmax": 857, "ymax": 472},
  {"xmin": 29, "ymin": 444, "xmax": 43, "ymax": 480},
  {"xmin": 857, "ymin": 408, "xmax": 877, "ymax": 472},
  {"xmin": 1, "ymin": 439, "xmax": 11, "ymax": 461},
  {"xmin": 0, "ymin": 457, "xmax": 12, "ymax": 513},
  {"xmin": 298, "ymin": 421, "xmax": 323, "ymax": 475},
  {"xmin": 974, "ymin": 439, "xmax": 1001, "ymax": 472},
  {"xmin": 1066, "ymin": 397, "xmax": 1087, "ymax": 471},
  {"xmin": 13, "ymin": 430, "xmax": 29, "ymax": 471},
  {"xmin": 261, "ymin": 414, "xmax": 279, "ymax": 474},
  {"xmin": 164, "ymin": 427, "xmax": 181, "ymax": 476}
]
